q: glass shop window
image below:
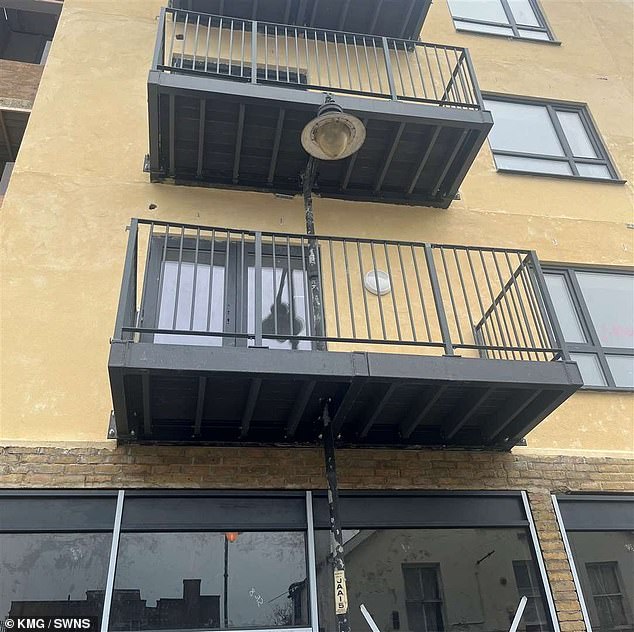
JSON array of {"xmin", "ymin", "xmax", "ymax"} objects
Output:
[
  {"xmin": 567, "ymin": 532, "xmax": 634, "ymax": 632},
  {"xmin": 0, "ymin": 495, "xmax": 116, "ymax": 624},
  {"xmin": 314, "ymin": 527, "xmax": 552, "ymax": 632},
  {"xmin": 109, "ymin": 531, "xmax": 309, "ymax": 630}
]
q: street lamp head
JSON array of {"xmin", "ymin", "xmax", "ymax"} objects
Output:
[{"xmin": 301, "ymin": 98, "xmax": 366, "ymax": 161}]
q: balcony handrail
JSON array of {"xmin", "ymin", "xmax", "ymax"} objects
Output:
[
  {"xmin": 152, "ymin": 6, "xmax": 485, "ymax": 110},
  {"xmin": 113, "ymin": 219, "xmax": 568, "ymax": 363}
]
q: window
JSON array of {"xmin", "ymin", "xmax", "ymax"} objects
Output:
[
  {"xmin": 140, "ymin": 231, "xmax": 312, "ymax": 350},
  {"xmin": 403, "ymin": 564, "xmax": 445, "ymax": 632},
  {"xmin": 555, "ymin": 496, "xmax": 634, "ymax": 632},
  {"xmin": 513, "ymin": 560, "xmax": 550, "ymax": 631},
  {"xmin": 0, "ymin": 494, "xmax": 117, "ymax": 623},
  {"xmin": 483, "ymin": 96, "xmax": 621, "ymax": 181},
  {"xmin": 543, "ymin": 268, "xmax": 634, "ymax": 389},
  {"xmin": 586, "ymin": 562, "xmax": 630, "ymax": 632},
  {"xmin": 447, "ymin": 0, "xmax": 554, "ymax": 41}
]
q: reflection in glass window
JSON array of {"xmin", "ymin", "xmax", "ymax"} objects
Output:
[
  {"xmin": 314, "ymin": 528, "xmax": 551, "ymax": 632},
  {"xmin": 110, "ymin": 531, "xmax": 308, "ymax": 630},
  {"xmin": 513, "ymin": 560, "xmax": 550, "ymax": 631},
  {"xmin": 0, "ymin": 533, "xmax": 112, "ymax": 622},
  {"xmin": 484, "ymin": 98, "xmax": 619, "ymax": 181},
  {"xmin": 568, "ymin": 531, "xmax": 634, "ymax": 632},
  {"xmin": 544, "ymin": 268, "xmax": 634, "ymax": 390},
  {"xmin": 447, "ymin": 0, "xmax": 553, "ymax": 40}
]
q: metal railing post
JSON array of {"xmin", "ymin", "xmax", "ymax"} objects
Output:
[
  {"xmin": 528, "ymin": 251, "xmax": 571, "ymax": 361},
  {"xmin": 251, "ymin": 20, "xmax": 258, "ymax": 83},
  {"xmin": 152, "ymin": 7, "xmax": 167, "ymax": 70},
  {"xmin": 254, "ymin": 231, "xmax": 263, "ymax": 347},
  {"xmin": 424, "ymin": 244, "xmax": 454, "ymax": 355},
  {"xmin": 463, "ymin": 48, "xmax": 484, "ymax": 109},
  {"xmin": 382, "ymin": 37, "xmax": 398, "ymax": 100},
  {"xmin": 113, "ymin": 219, "xmax": 139, "ymax": 342}
]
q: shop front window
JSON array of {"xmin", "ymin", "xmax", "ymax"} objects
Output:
[{"xmin": 314, "ymin": 527, "xmax": 551, "ymax": 632}]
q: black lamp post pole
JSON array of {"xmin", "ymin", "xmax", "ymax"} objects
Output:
[{"xmin": 302, "ymin": 154, "xmax": 351, "ymax": 632}]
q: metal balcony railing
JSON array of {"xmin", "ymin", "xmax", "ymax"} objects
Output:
[
  {"xmin": 152, "ymin": 7, "xmax": 484, "ymax": 110},
  {"xmin": 114, "ymin": 219, "xmax": 569, "ymax": 362}
]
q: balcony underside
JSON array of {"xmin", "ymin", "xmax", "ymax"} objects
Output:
[
  {"xmin": 148, "ymin": 73, "xmax": 492, "ymax": 207},
  {"xmin": 109, "ymin": 342, "xmax": 581, "ymax": 449},
  {"xmin": 0, "ymin": 109, "xmax": 28, "ymax": 169},
  {"xmin": 170, "ymin": 0, "xmax": 432, "ymax": 40}
]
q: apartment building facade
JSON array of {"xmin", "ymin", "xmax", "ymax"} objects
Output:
[{"xmin": 0, "ymin": 0, "xmax": 632, "ymax": 631}]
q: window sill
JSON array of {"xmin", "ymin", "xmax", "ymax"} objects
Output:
[
  {"xmin": 578, "ymin": 385, "xmax": 634, "ymax": 393},
  {"xmin": 496, "ymin": 168, "xmax": 627, "ymax": 185},
  {"xmin": 454, "ymin": 26, "xmax": 561, "ymax": 45}
]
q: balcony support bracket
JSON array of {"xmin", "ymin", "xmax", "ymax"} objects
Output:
[{"xmin": 322, "ymin": 400, "xmax": 352, "ymax": 632}]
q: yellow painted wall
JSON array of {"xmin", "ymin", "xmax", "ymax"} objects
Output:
[{"xmin": 0, "ymin": 0, "xmax": 632, "ymax": 453}]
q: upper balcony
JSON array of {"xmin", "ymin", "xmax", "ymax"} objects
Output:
[
  {"xmin": 147, "ymin": 8, "xmax": 493, "ymax": 208},
  {"xmin": 169, "ymin": 0, "xmax": 432, "ymax": 40},
  {"xmin": 108, "ymin": 219, "xmax": 582, "ymax": 449}
]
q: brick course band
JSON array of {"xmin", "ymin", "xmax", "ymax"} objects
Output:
[{"xmin": 1, "ymin": 445, "xmax": 633, "ymax": 632}]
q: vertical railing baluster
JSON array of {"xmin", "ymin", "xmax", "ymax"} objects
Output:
[
  {"xmin": 479, "ymin": 250, "xmax": 511, "ymax": 359},
  {"xmin": 172, "ymin": 226, "xmax": 185, "ymax": 330},
  {"xmin": 491, "ymin": 250, "xmax": 522, "ymax": 359},
  {"xmin": 382, "ymin": 38, "xmax": 398, "ymax": 99},
  {"xmin": 328, "ymin": 239, "xmax": 341, "ymax": 339},
  {"xmin": 180, "ymin": 11, "xmax": 189, "ymax": 69},
  {"xmin": 254, "ymin": 231, "xmax": 263, "ymax": 347},
  {"xmin": 356, "ymin": 241, "xmax": 372, "ymax": 339},
  {"xmin": 372, "ymin": 38, "xmax": 385, "ymax": 94},
  {"xmin": 342, "ymin": 240, "xmax": 356, "ymax": 339},
  {"xmin": 504, "ymin": 251, "xmax": 537, "ymax": 361},
  {"xmin": 411, "ymin": 245, "xmax": 432, "ymax": 342},
  {"xmin": 516, "ymin": 254, "xmax": 548, "ymax": 360},
  {"xmin": 206, "ymin": 229, "xmax": 216, "ymax": 333},
  {"xmin": 274, "ymin": 25, "xmax": 279, "ymax": 81},
  {"xmin": 251, "ymin": 21, "xmax": 258, "ymax": 83},
  {"xmin": 264, "ymin": 24, "xmax": 269, "ymax": 80},
  {"xmin": 343, "ymin": 34, "xmax": 353, "ymax": 89},
  {"xmin": 384, "ymin": 243, "xmax": 402, "ymax": 341},
  {"xmin": 138, "ymin": 222, "xmax": 155, "ymax": 332},
  {"xmin": 204, "ymin": 15, "xmax": 211, "ymax": 72},
  {"xmin": 370, "ymin": 241, "xmax": 387, "ymax": 340},
  {"xmin": 216, "ymin": 17, "xmax": 222, "ymax": 73},
  {"xmin": 190, "ymin": 227, "xmax": 200, "ymax": 331},
  {"xmin": 240, "ymin": 20, "xmax": 245, "ymax": 78},
  {"xmin": 300, "ymin": 236, "xmax": 310, "ymax": 339},
  {"xmin": 439, "ymin": 246, "xmax": 464, "ymax": 345},
  {"xmin": 272, "ymin": 234, "xmax": 278, "ymax": 336},
  {"xmin": 424, "ymin": 244, "xmax": 454, "ymax": 355},
  {"xmin": 314, "ymin": 30, "xmax": 322, "ymax": 86},
  {"xmin": 228, "ymin": 19, "xmax": 234, "ymax": 76},
  {"xmin": 333, "ymin": 32, "xmax": 341, "ymax": 88},
  {"xmin": 413, "ymin": 45, "xmax": 428, "ymax": 101},
  {"xmin": 397, "ymin": 244, "xmax": 417, "ymax": 342},
  {"xmin": 323, "ymin": 30, "xmax": 332, "ymax": 86},
  {"xmin": 422, "ymin": 45, "xmax": 439, "ymax": 102},
  {"xmin": 466, "ymin": 248, "xmax": 499, "ymax": 359}
]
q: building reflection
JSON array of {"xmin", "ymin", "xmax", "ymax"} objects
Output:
[{"xmin": 8, "ymin": 579, "xmax": 220, "ymax": 630}]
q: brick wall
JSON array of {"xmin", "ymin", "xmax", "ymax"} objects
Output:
[
  {"xmin": 1, "ymin": 445, "xmax": 633, "ymax": 631},
  {"xmin": 0, "ymin": 59, "xmax": 42, "ymax": 108}
]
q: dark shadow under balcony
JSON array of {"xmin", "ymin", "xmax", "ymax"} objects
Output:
[
  {"xmin": 169, "ymin": 0, "xmax": 433, "ymax": 40},
  {"xmin": 147, "ymin": 8, "xmax": 493, "ymax": 208},
  {"xmin": 108, "ymin": 219, "xmax": 582, "ymax": 449}
]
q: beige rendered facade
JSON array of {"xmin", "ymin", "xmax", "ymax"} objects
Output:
[{"xmin": 0, "ymin": 0, "xmax": 633, "ymax": 631}]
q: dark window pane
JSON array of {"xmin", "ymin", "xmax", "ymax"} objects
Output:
[
  {"xmin": 315, "ymin": 528, "xmax": 552, "ymax": 632},
  {"xmin": 576, "ymin": 272, "xmax": 634, "ymax": 348},
  {"xmin": 110, "ymin": 531, "xmax": 308, "ymax": 630},
  {"xmin": 0, "ymin": 533, "xmax": 111, "ymax": 622}
]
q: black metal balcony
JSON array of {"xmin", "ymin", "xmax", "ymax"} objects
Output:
[
  {"xmin": 108, "ymin": 219, "xmax": 582, "ymax": 448},
  {"xmin": 169, "ymin": 0, "xmax": 432, "ymax": 40},
  {"xmin": 147, "ymin": 8, "xmax": 493, "ymax": 208}
]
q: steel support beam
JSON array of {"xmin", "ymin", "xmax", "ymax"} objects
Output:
[
  {"xmin": 286, "ymin": 380, "xmax": 316, "ymax": 438},
  {"xmin": 400, "ymin": 385, "xmax": 447, "ymax": 439},
  {"xmin": 0, "ymin": 111, "xmax": 14, "ymax": 162},
  {"xmin": 268, "ymin": 108, "xmax": 285, "ymax": 184},
  {"xmin": 232, "ymin": 103, "xmax": 246, "ymax": 184},
  {"xmin": 408, "ymin": 125, "xmax": 441, "ymax": 194},
  {"xmin": 193, "ymin": 376, "xmax": 206, "ymax": 437},
  {"xmin": 332, "ymin": 379, "xmax": 366, "ymax": 436},
  {"xmin": 142, "ymin": 373, "xmax": 152, "ymax": 437},
  {"xmin": 359, "ymin": 383, "xmax": 397, "ymax": 437},
  {"xmin": 240, "ymin": 377, "xmax": 262, "ymax": 437},
  {"xmin": 431, "ymin": 128, "xmax": 469, "ymax": 197},
  {"xmin": 196, "ymin": 98, "xmax": 206, "ymax": 177},
  {"xmin": 374, "ymin": 122, "xmax": 405, "ymax": 192},
  {"xmin": 441, "ymin": 387, "xmax": 493, "ymax": 440}
]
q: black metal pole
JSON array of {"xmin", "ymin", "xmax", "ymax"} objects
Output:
[
  {"xmin": 302, "ymin": 156, "xmax": 326, "ymax": 352},
  {"xmin": 322, "ymin": 400, "xmax": 351, "ymax": 632},
  {"xmin": 223, "ymin": 536, "xmax": 228, "ymax": 628}
]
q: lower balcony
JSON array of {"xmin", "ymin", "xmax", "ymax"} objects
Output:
[
  {"xmin": 108, "ymin": 219, "xmax": 582, "ymax": 449},
  {"xmin": 147, "ymin": 8, "xmax": 493, "ymax": 208}
]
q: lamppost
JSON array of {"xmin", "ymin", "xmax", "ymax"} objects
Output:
[
  {"xmin": 300, "ymin": 96, "xmax": 366, "ymax": 632},
  {"xmin": 224, "ymin": 532, "xmax": 239, "ymax": 628}
]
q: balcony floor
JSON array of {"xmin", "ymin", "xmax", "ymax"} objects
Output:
[
  {"xmin": 148, "ymin": 72, "xmax": 493, "ymax": 208},
  {"xmin": 109, "ymin": 342, "xmax": 581, "ymax": 449}
]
